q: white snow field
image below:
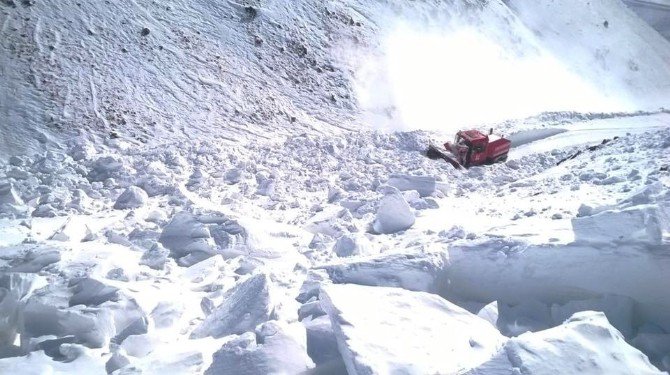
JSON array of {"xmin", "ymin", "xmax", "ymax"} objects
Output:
[{"xmin": 1, "ymin": 0, "xmax": 670, "ymax": 374}]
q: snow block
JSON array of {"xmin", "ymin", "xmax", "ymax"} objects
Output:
[
  {"xmin": 190, "ymin": 273, "xmax": 274, "ymax": 339},
  {"xmin": 204, "ymin": 321, "xmax": 314, "ymax": 375},
  {"xmin": 318, "ymin": 252, "xmax": 446, "ymax": 293},
  {"xmin": 113, "ymin": 186, "xmax": 148, "ymax": 209},
  {"xmin": 320, "ymin": 284, "xmax": 505, "ymax": 374},
  {"xmin": 303, "ymin": 315, "xmax": 341, "ymax": 365},
  {"xmin": 372, "ymin": 192, "xmax": 415, "ymax": 234},
  {"xmin": 551, "ymin": 295, "xmax": 635, "ymax": 338},
  {"xmin": 387, "ymin": 175, "xmax": 436, "ymax": 197},
  {"xmin": 68, "ymin": 278, "xmax": 120, "ymax": 307},
  {"xmin": 466, "ymin": 311, "xmax": 663, "ymax": 375},
  {"xmin": 572, "ymin": 205, "xmax": 663, "ymax": 244}
]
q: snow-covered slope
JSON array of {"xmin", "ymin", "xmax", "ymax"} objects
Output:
[{"xmin": 2, "ymin": 0, "xmax": 670, "ymax": 158}]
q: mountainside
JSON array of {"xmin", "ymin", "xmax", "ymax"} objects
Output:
[{"xmin": 1, "ymin": 0, "xmax": 670, "ymax": 158}]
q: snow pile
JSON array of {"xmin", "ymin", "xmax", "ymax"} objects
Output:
[
  {"xmin": 467, "ymin": 311, "xmax": 663, "ymax": 375},
  {"xmin": 320, "ymin": 283, "xmax": 505, "ymax": 374}
]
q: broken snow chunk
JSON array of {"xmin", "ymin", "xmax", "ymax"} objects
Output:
[
  {"xmin": 106, "ymin": 352, "xmax": 130, "ymax": 374},
  {"xmin": 2, "ymin": 245, "xmax": 61, "ymax": 273},
  {"xmin": 69, "ymin": 278, "xmax": 120, "ymax": 307},
  {"xmin": 298, "ymin": 300, "xmax": 326, "ymax": 321},
  {"xmin": 320, "ymin": 284, "xmax": 504, "ymax": 374},
  {"xmin": 387, "ymin": 174, "xmax": 436, "ymax": 197},
  {"xmin": 150, "ymin": 301, "xmax": 183, "ymax": 329},
  {"xmin": 205, "ymin": 321, "xmax": 313, "ymax": 375},
  {"xmin": 303, "ymin": 315, "xmax": 341, "ymax": 365},
  {"xmin": 372, "ymin": 192, "xmax": 415, "ymax": 234},
  {"xmin": 139, "ymin": 243, "xmax": 170, "ymax": 270},
  {"xmin": 113, "ymin": 186, "xmax": 148, "ymax": 209},
  {"xmin": 318, "ymin": 252, "xmax": 446, "ymax": 293},
  {"xmin": 159, "ymin": 212, "xmax": 216, "ymax": 264},
  {"xmin": 572, "ymin": 205, "xmax": 663, "ymax": 245},
  {"xmin": 190, "ymin": 273, "xmax": 274, "ymax": 339},
  {"xmin": 466, "ymin": 311, "xmax": 662, "ymax": 374},
  {"xmin": 332, "ymin": 234, "xmax": 374, "ymax": 257}
]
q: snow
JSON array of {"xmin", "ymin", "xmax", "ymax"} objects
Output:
[
  {"xmin": 320, "ymin": 283, "xmax": 506, "ymax": 374},
  {"xmin": 468, "ymin": 311, "xmax": 664, "ymax": 375},
  {"xmin": 1, "ymin": 0, "xmax": 670, "ymax": 373}
]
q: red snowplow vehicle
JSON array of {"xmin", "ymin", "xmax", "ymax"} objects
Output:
[{"xmin": 427, "ymin": 129, "xmax": 511, "ymax": 169}]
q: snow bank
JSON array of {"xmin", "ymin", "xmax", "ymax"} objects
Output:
[
  {"xmin": 320, "ymin": 284, "xmax": 505, "ymax": 374},
  {"xmin": 467, "ymin": 311, "xmax": 663, "ymax": 374},
  {"xmin": 190, "ymin": 273, "xmax": 274, "ymax": 339}
]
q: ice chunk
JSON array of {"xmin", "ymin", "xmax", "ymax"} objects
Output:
[
  {"xmin": 551, "ymin": 295, "xmax": 635, "ymax": 338},
  {"xmin": 205, "ymin": 321, "xmax": 314, "ymax": 375},
  {"xmin": 320, "ymin": 284, "xmax": 505, "ymax": 374},
  {"xmin": 113, "ymin": 186, "xmax": 149, "ymax": 209},
  {"xmin": 466, "ymin": 311, "xmax": 663, "ymax": 374},
  {"xmin": 190, "ymin": 273, "xmax": 274, "ymax": 339},
  {"xmin": 372, "ymin": 192, "xmax": 415, "ymax": 234},
  {"xmin": 318, "ymin": 252, "xmax": 446, "ymax": 293},
  {"xmin": 387, "ymin": 175, "xmax": 436, "ymax": 197}
]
